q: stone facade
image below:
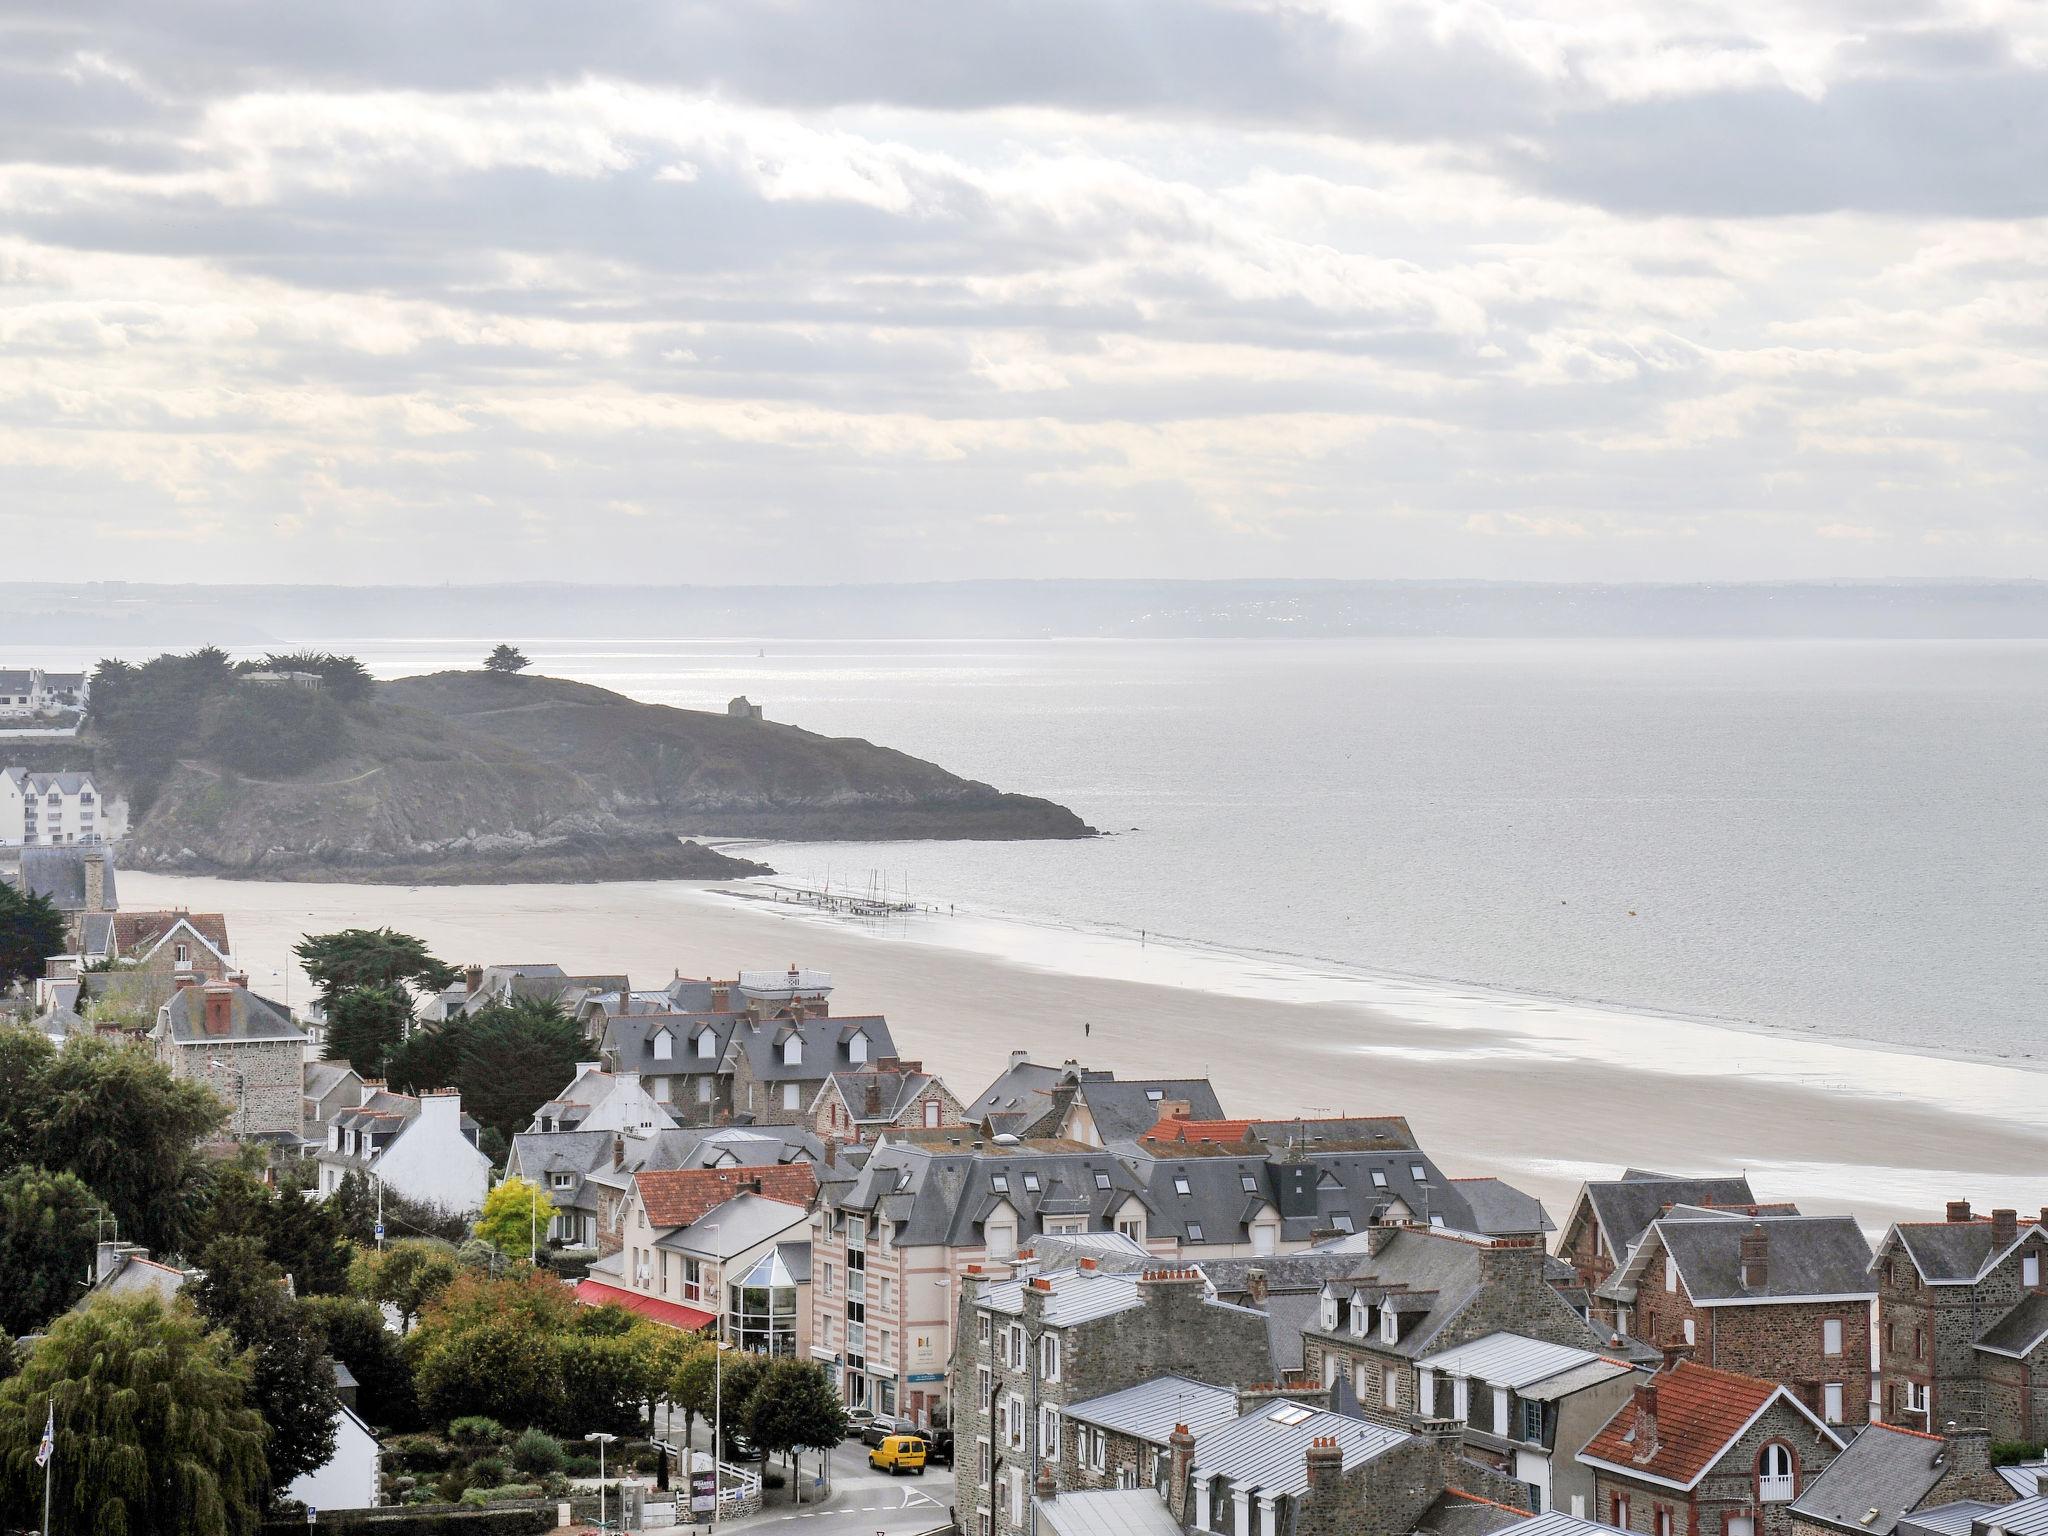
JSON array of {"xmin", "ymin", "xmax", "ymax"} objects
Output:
[
  {"xmin": 1292, "ymin": 1428, "xmax": 1536, "ymax": 1536},
  {"xmin": 1589, "ymin": 1394, "xmax": 1839, "ymax": 1536},
  {"xmin": 809, "ymin": 1066, "xmax": 963, "ymax": 1143},
  {"xmin": 954, "ymin": 1267, "xmax": 1273, "ymax": 1536},
  {"xmin": 167, "ymin": 1035, "xmax": 306, "ymax": 1141},
  {"xmin": 1786, "ymin": 1427, "xmax": 2012, "ymax": 1536},
  {"xmin": 1631, "ymin": 1277, "xmax": 1871, "ymax": 1429}
]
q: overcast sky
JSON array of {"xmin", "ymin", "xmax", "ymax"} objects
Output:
[{"xmin": 3, "ymin": 1, "xmax": 2044, "ymax": 583}]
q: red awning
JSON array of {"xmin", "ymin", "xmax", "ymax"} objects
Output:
[{"xmin": 574, "ymin": 1279, "xmax": 716, "ymax": 1332}]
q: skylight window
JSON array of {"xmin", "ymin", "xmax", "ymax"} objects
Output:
[
  {"xmin": 1371, "ymin": 1169, "xmax": 1388, "ymax": 1188},
  {"xmin": 1332, "ymin": 1214, "xmax": 1354, "ymax": 1233},
  {"xmin": 1268, "ymin": 1404, "xmax": 1312, "ymax": 1426},
  {"xmin": 1093, "ymin": 1169, "xmax": 1111, "ymax": 1190},
  {"xmin": 1410, "ymin": 1164, "xmax": 1427, "ymax": 1181},
  {"xmin": 1187, "ymin": 1222, "xmax": 1205, "ymax": 1242},
  {"xmin": 1429, "ymin": 1214, "xmax": 1445, "ymax": 1228},
  {"xmin": 1023, "ymin": 1172, "xmax": 1041, "ymax": 1193},
  {"xmin": 1145, "ymin": 1089, "xmax": 1163, "ymax": 1101},
  {"xmin": 897, "ymin": 1169, "xmax": 913, "ymax": 1191},
  {"xmin": 1173, "ymin": 1175, "xmax": 1192, "ymax": 1196},
  {"xmin": 1240, "ymin": 1173, "xmax": 1259, "ymax": 1192},
  {"xmin": 992, "ymin": 1174, "xmax": 1009, "ymax": 1193}
]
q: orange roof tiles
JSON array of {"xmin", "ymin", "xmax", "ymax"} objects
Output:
[
  {"xmin": 634, "ymin": 1164, "xmax": 817, "ymax": 1229},
  {"xmin": 1139, "ymin": 1117, "xmax": 1258, "ymax": 1145},
  {"xmin": 1581, "ymin": 1360, "xmax": 1782, "ymax": 1488}
]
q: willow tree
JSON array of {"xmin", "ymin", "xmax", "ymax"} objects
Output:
[{"xmin": 0, "ymin": 1294, "xmax": 268, "ymax": 1535}]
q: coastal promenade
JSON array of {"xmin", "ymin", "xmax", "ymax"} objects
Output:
[{"xmin": 124, "ymin": 870, "xmax": 2048, "ymax": 1229}]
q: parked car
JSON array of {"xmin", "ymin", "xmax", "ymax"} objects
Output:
[
  {"xmin": 926, "ymin": 1429, "xmax": 955, "ymax": 1467},
  {"xmin": 842, "ymin": 1407, "xmax": 878, "ymax": 1441},
  {"xmin": 860, "ymin": 1414, "xmax": 919, "ymax": 1448},
  {"xmin": 869, "ymin": 1434, "xmax": 928, "ymax": 1476}
]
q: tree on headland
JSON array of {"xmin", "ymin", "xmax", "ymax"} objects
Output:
[
  {"xmin": 0, "ymin": 882, "xmax": 68, "ymax": 989},
  {"xmin": 0, "ymin": 1293, "xmax": 269, "ymax": 1536},
  {"xmin": 483, "ymin": 643, "xmax": 530, "ymax": 675},
  {"xmin": 245, "ymin": 651, "xmax": 375, "ymax": 703}
]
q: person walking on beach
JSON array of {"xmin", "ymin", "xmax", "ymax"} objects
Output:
[{"xmin": 1084, "ymin": 1021, "xmax": 1091, "ymax": 1037}]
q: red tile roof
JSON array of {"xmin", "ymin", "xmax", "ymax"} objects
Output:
[
  {"xmin": 574, "ymin": 1280, "xmax": 715, "ymax": 1332},
  {"xmin": 117, "ymin": 910, "xmax": 231, "ymax": 957},
  {"xmin": 1140, "ymin": 1117, "xmax": 1258, "ymax": 1146},
  {"xmin": 1581, "ymin": 1361, "xmax": 1783, "ymax": 1488},
  {"xmin": 633, "ymin": 1164, "xmax": 817, "ymax": 1228}
]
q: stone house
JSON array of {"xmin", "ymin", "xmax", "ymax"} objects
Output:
[
  {"xmin": 1601, "ymin": 1213, "xmax": 1877, "ymax": 1428},
  {"xmin": 954, "ymin": 1264, "xmax": 1274, "ymax": 1536},
  {"xmin": 150, "ymin": 975, "xmax": 308, "ymax": 1142},
  {"xmin": 580, "ymin": 1164, "xmax": 817, "ymax": 1353},
  {"xmin": 725, "ymin": 1011, "xmax": 898, "ymax": 1126},
  {"xmin": 315, "ymin": 1086, "xmax": 492, "ymax": 1216},
  {"xmin": 1171, "ymin": 1403, "xmax": 1538, "ymax": 1536},
  {"xmin": 1578, "ymin": 1360, "xmax": 1845, "ymax": 1536},
  {"xmin": 303, "ymin": 1061, "xmax": 365, "ymax": 1147},
  {"xmin": 810, "ymin": 1059, "xmax": 964, "ymax": 1143},
  {"xmin": 1060, "ymin": 1375, "xmax": 1242, "ymax": 1496},
  {"xmin": 1557, "ymin": 1172, "xmax": 1765, "ymax": 1325},
  {"xmin": 1417, "ymin": 1330, "xmax": 1643, "ymax": 1518},
  {"xmin": 557, "ymin": 1123, "xmax": 822, "ymax": 1257},
  {"xmin": 1300, "ymin": 1228, "xmax": 1617, "ymax": 1418},
  {"xmin": 1871, "ymin": 1202, "xmax": 2048, "ymax": 1440},
  {"xmin": 1788, "ymin": 1421, "xmax": 2013, "ymax": 1536},
  {"xmin": 599, "ymin": 1012, "xmax": 739, "ymax": 1123}
]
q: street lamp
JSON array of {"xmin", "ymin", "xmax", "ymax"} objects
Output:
[
  {"xmin": 711, "ymin": 1332, "xmax": 736, "ymax": 1531},
  {"xmin": 584, "ymin": 1431, "xmax": 619, "ymax": 1531}
]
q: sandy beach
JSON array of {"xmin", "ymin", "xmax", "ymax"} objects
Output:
[{"xmin": 123, "ymin": 871, "xmax": 2048, "ymax": 1233}]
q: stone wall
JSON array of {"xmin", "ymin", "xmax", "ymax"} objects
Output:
[
  {"xmin": 1592, "ymin": 1393, "xmax": 1840, "ymax": 1536},
  {"xmin": 1632, "ymin": 1281, "xmax": 1870, "ymax": 1428}
]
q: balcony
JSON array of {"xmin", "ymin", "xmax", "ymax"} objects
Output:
[{"xmin": 1759, "ymin": 1476, "xmax": 1797, "ymax": 1504}]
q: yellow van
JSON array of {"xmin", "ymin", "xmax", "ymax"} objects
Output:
[{"xmin": 869, "ymin": 1434, "xmax": 928, "ymax": 1475}]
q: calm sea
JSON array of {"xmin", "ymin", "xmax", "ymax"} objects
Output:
[{"xmin": 28, "ymin": 636, "xmax": 2048, "ymax": 1065}]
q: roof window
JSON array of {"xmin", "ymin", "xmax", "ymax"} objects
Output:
[
  {"xmin": 1268, "ymin": 1404, "xmax": 1312, "ymax": 1426},
  {"xmin": 1093, "ymin": 1169, "xmax": 1111, "ymax": 1190},
  {"xmin": 1145, "ymin": 1089, "xmax": 1163, "ymax": 1101},
  {"xmin": 991, "ymin": 1174, "xmax": 1009, "ymax": 1194},
  {"xmin": 1173, "ymin": 1175, "xmax": 1192, "ymax": 1196},
  {"xmin": 1240, "ymin": 1173, "xmax": 1259, "ymax": 1192},
  {"xmin": 1187, "ymin": 1222, "xmax": 1205, "ymax": 1242},
  {"xmin": 1022, "ymin": 1172, "xmax": 1041, "ymax": 1193}
]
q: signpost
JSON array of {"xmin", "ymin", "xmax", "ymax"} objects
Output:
[{"xmin": 690, "ymin": 1467, "xmax": 717, "ymax": 1522}]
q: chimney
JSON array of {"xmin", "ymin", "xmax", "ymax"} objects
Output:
[
  {"xmin": 1304, "ymin": 1435, "xmax": 1343, "ymax": 1493},
  {"xmin": 1477, "ymin": 1237, "xmax": 1547, "ymax": 1289},
  {"xmin": 1631, "ymin": 1382, "xmax": 1660, "ymax": 1462},
  {"xmin": 202, "ymin": 983, "xmax": 235, "ymax": 1037},
  {"xmin": 1035, "ymin": 1463, "xmax": 1056, "ymax": 1503},
  {"xmin": 1009, "ymin": 1049, "xmax": 1029, "ymax": 1070},
  {"xmin": 229, "ymin": 971, "xmax": 249, "ymax": 989},
  {"xmin": 1947, "ymin": 1199, "xmax": 1973, "ymax": 1224},
  {"xmin": 1244, "ymin": 1266, "xmax": 1269, "ymax": 1305},
  {"xmin": 1166, "ymin": 1424, "xmax": 1197, "ymax": 1526},
  {"xmin": 613, "ymin": 1133, "xmax": 626, "ymax": 1170},
  {"xmin": 1740, "ymin": 1223, "xmax": 1771, "ymax": 1290},
  {"xmin": 1366, "ymin": 1222, "xmax": 1398, "ymax": 1257},
  {"xmin": 175, "ymin": 970, "xmax": 201, "ymax": 992},
  {"xmin": 1991, "ymin": 1209, "xmax": 2018, "ymax": 1247},
  {"xmin": 464, "ymin": 965, "xmax": 483, "ymax": 994},
  {"xmin": 82, "ymin": 847, "xmax": 105, "ymax": 913},
  {"xmin": 1661, "ymin": 1342, "xmax": 1695, "ymax": 1372}
]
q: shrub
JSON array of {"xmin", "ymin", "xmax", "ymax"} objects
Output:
[
  {"xmin": 565, "ymin": 1454, "xmax": 598, "ymax": 1477},
  {"xmin": 449, "ymin": 1415, "xmax": 507, "ymax": 1448},
  {"xmin": 207, "ymin": 681, "xmax": 345, "ymax": 778},
  {"xmin": 763, "ymin": 1470, "xmax": 786, "ymax": 1490},
  {"xmin": 468, "ymin": 1455, "xmax": 508, "ymax": 1488},
  {"xmin": 509, "ymin": 1426, "xmax": 567, "ymax": 1477},
  {"xmin": 383, "ymin": 1435, "xmax": 457, "ymax": 1472},
  {"xmin": 1992, "ymin": 1441, "xmax": 2045, "ymax": 1466},
  {"xmin": 459, "ymin": 1483, "xmax": 544, "ymax": 1507}
]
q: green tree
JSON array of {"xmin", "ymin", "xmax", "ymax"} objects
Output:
[
  {"xmin": 251, "ymin": 651, "xmax": 375, "ymax": 703},
  {"xmin": 483, "ymin": 643, "xmax": 530, "ymax": 675},
  {"xmin": 389, "ymin": 998, "xmax": 584, "ymax": 1145},
  {"xmin": 193, "ymin": 1164, "xmax": 354, "ymax": 1296},
  {"xmin": 295, "ymin": 927, "xmax": 457, "ymax": 1004},
  {"xmin": 0, "ymin": 1165, "xmax": 103, "ymax": 1336},
  {"xmin": 556, "ymin": 1327, "xmax": 661, "ymax": 1437},
  {"xmin": 189, "ymin": 1237, "xmax": 340, "ymax": 1495},
  {"xmin": 713, "ymin": 1351, "xmax": 767, "ymax": 1461},
  {"xmin": 0, "ymin": 1024, "xmax": 55, "ymax": 1167},
  {"xmin": 473, "ymin": 1176, "xmax": 557, "ymax": 1260},
  {"xmin": 321, "ymin": 984, "xmax": 414, "ymax": 1077},
  {"xmin": 0, "ymin": 1293, "xmax": 268, "ymax": 1535},
  {"xmin": 331, "ymin": 1169, "xmax": 468, "ymax": 1247},
  {"xmin": 37, "ymin": 1034, "xmax": 227, "ymax": 1253},
  {"xmin": 348, "ymin": 1237, "xmax": 460, "ymax": 1331},
  {"xmin": 0, "ymin": 881, "xmax": 68, "ymax": 989},
  {"xmin": 301, "ymin": 1295, "xmax": 419, "ymax": 1432},
  {"xmin": 208, "ymin": 682, "xmax": 345, "ymax": 778},
  {"xmin": 746, "ymin": 1358, "xmax": 848, "ymax": 1490}
]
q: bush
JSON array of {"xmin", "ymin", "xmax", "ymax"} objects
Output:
[
  {"xmin": 383, "ymin": 1434, "xmax": 456, "ymax": 1472},
  {"xmin": 207, "ymin": 682, "xmax": 345, "ymax": 778},
  {"xmin": 509, "ymin": 1426, "xmax": 567, "ymax": 1477},
  {"xmin": 468, "ymin": 1455, "xmax": 508, "ymax": 1488},
  {"xmin": 459, "ymin": 1483, "xmax": 543, "ymax": 1507},
  {"xmin": 565, "ymin": 1455, "xmax": 598, "ymax": 1477},
  {"xmin": 449, "ymin": 1415, "xmax": 507, "ymax": 1448},
  {"xmin": 1993, "ymin": 1441, "xmax": 2044, "ymax": 1466},
  {"xmin": 763, "ymin": 1470, "xmax": 786, "ymax": 1490},
  {"xmin": 259, "ymin": 1512, "xmax": 553, "ymax": 1536}
]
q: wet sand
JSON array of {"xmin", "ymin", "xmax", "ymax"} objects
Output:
[{"xmin": 123, "ymin": 872, "xmax": 2048, "ymax": 1231}]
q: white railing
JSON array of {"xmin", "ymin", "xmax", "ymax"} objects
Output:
[{"xmin": 1759, "ymin": 1474, "xmax": 1797, "ymax": 1504}]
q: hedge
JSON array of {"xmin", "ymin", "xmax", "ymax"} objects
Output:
[{"xmin": 260, "ymin": 1507, "xmax": 554, "ymax": 1536}]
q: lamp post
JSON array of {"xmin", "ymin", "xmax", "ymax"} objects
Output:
[
  {"xmin": 711, "ymin": 1328, "xmax": 735, "ymax": 1532},
  {"xmin": 585, "ymin": 1431, "xmax": 618, "ymax": 1531}
]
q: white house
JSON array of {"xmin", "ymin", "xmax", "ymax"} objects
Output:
[
  {"xmin": 0, "ymin": 669, "xmax": 88, "ymax": 719},
  {"xmin": 316, "ymin": 1085, "xmax": 492, "ymax": 1217},
  {"xmin": 287, "ymin": 1365, "xmax": 381, "ymax": 1513},
  {"xmin": 529, "ymin": 1063, "xmax": 679, "ymax": 1136},
  {"xmin": 1, "ymin": 768, "xmax": 126, "ymax": 846}
]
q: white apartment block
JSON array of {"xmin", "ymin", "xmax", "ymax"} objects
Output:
[{"xmin": 1, "ymin": 769, "xmax": 126, "ymax": 846}]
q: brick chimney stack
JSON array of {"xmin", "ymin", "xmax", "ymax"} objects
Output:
[
  {"xmin": 1740, "ymin": 1223, "xmax": 1770, "ymax": 1290},
  {"xmin": 1035, "ymin": 1462, "xmax": 1056, "ymax": 1503},
  {"xmin": 1166, "ymin": 1424, "xmax": 1197, "ymax": 1525},
  {"xmin": 1631, "ymin": 1381, "xmax": 1660, "ymax": 1463},
  {"xmin": 1991, "ymin": 1209, "xmax": 2018, "ymax": 1248},
  {"xmin": 82, "ymin": 847, "xmax": 105, "ymax": 913},
  {"xmin": 463, "ymin": 965, "xmax": 483, "ymax": 994},
  {"xmin": 1304, "ymin": 1435, "xmax": 1343, "ymax": 1492},
  {"xmin": 202, "ymin": 982, "xmax": 235, "ymax": 1036},
  {"xmin": 1947, "ymin": 1199, "xmax": 1973, "ymax": 1223}
]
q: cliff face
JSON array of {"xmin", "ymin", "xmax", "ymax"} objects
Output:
[{"xmin": 118, "ymin": 671, "xmax": 1092, "ymax": 881}]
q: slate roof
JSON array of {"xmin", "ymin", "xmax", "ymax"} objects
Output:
[
  {"xmin": 1582, "ymin": 1172, "xmax": 1757, "ymax": 1255},
  {"xmin": 1885, "ymin": 1220, "xmax": 2048, "ymax": 1285},
  {"xmin": 664, "ymin": 977, "xmax": 733, "ymax": 1012},
  {"xmin": 1191, "ymin": 1401, "xmax": 1410, "ymax": 1500},
  {"xmin": 117, "ymin": 911, "xmax": 232, "ymax": 959},
  {"xmin": 825, "ymin": 1064, "xmax": 941, "ymax": 1125},
  {"xmin": 635, "ymin": 1164, "xmax": 817, "ymax": 1228},
  {"xmin": 1580, "ymin": 1360, "xmax": 1839, "ymax": 1490},
  {"xmin": 508, "ymin": 1129, "xmax": 618, "ymax": 1212},
  {"xmin": 1036, "ymin": 1488, "xmax": 1183, "ymax": 1536},
  {"xmin": 830, "ymin": 1141, "xmax": 1151, "ymax": 1248},
  {"xmin": 728, "ymin": 1013, "xmax": 896, "ymax": 1083},
  {"xmin": 1975, "ymin": 1293, "xmax": 2048, "ymax": 1359},
  {"xmin": 1790, "ymin": 1422, "xmax": 1967, "ymax": 1535},
  {"xmin": 1072, "ymin": 1077, "xmax": 1226, "ymax": 1144},
  {"xmin": 1453, "ymin": 1178, "xmax": 1557, "ymax": 1236},
  {"xmin": 1640, "ymin": 1214, "xmax": 1876, "ymax": 1304},
  {"xmin": 1065, "ymin": 1375, "xmax": 1240, "ymax": 1444},
  {"xmin": 18, "ymin": 844, "xmax": 117, "ymax": 910},
  {"xmin": 1249, "ymin": 1115, "xmax": 1419, "ymax": 1152},
  {"xmin": 160, "ymin": 984, "xmax": 305, "ymax": 1044},
  {"xmin": 977, "ymin": 1267, "xmax": 1148, "ymax": 1328},
  {"xmin": 601, "ymin": 1013, "xmax": 737, "ymax": 1078},
  {"xmin": 965, "ymin": 1057, "xmax": 1080, "ymax": 1135}
]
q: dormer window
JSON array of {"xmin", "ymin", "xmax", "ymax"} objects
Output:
[
  {"xmin": 652, "ymin": 1030, "xmax": 673, "ymax": 1061},
  {"xmin": 848, "ymin": 1033, "xmax": 868, "ymax": 1065},
  {"xmin": 1321, "ymin": 1293, "xmax": 1339, "ymax": 1330},
  {"xmin": 782, "ymin": 1035, "xmax": 802, "ymax": 1067},
  {"xmin": 175, "ymin": 943, "xmax": 191, "ymax": 965},
  {"xmin": 1351, "ymin": 1303, "xmax": 1369, "ymax": 1337},
  {"xmin": 1381, "ymin": 1307, "xmax": 1400, "ymax": 1343},
  {"xmin": 697, "ymin": 1030, "xmax": 716, "ymax": 1059}
]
